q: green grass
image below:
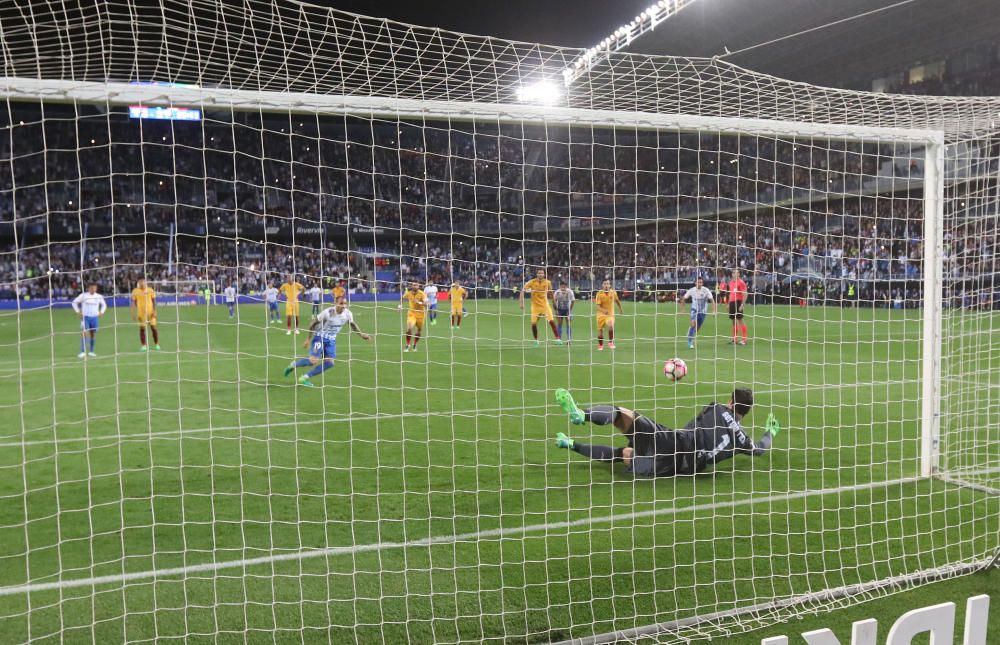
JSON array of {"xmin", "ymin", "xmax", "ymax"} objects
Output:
[{"xmin": 0, "ymin": 300, "xmax": 996, "ymax": 644}]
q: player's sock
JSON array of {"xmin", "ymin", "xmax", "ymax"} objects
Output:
[
  {"xmin": 687, "ymin": 326, "xmax": 696, "ymax": 339},
  {"xmin": 548, "ymin": 320, "xmax": 560, "ymax": 339},
  {"xmin": 80, "ymin": 337, "xmax": 86, "ymax": 353},
  {"xmin": 294, "ymin": 358, "xmax": 312, "ymax": 368},
  {"xmin": 457, "ymin": 316, "xmax": 462, "ymax": 327},
  {"xmin": 89, "ymin": 337, "xmax": 95, "ymax": 353},
  {"xmin": 295, "ymin": 316, "xmax": 300, "ymax": 329},
  {"xmin": 741, "ymin": 322, "xmax": 748, "ymax": 340},
  {"xmin": 151, "ymin": 326, "xmax": 159, "ymax": 345},
  {"xmin": 608, "ymin": 328, "xmax": 614, "ymax": 342},
  {"xmin": 139, "ymin": 328, "xmax": 146, "ymax": 346},
  {"xmin": 597, "ymin": 333, "xmax": 603, "ymax": 347},
  {"xmin": 584, "ymin": 405, "xmax": 618, "ymax": 426},
  {"xmin": 572, "ymin": 443, "xmax": 625, "ymax": 463},
  {"xmin": 557, "ymin": 321, "xmax": 563, "ymax": 338},
  {"xmin": 287, "ymin": 317, "xmax": 292, "ymax": 330},
  {"xmin": 306, "ymin": 361, "xmax": 333, "ymax": 378},
  {"xmin": 733, "ymin": 322, "xmax": 739, "ymax": 340},
  {"xmin": 531, "ymin": 324, "xmax": 538, "ymax": 340},
  {"xmin": 405, "ymin": 332, "xmax": 411, "ymax": 347},
  {"xmin": 412, "ymin": 335, "xmax": 421, "ymax": 348}
]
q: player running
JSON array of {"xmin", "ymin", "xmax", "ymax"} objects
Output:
[
  {"xmin": 283, "ymin": 296, "xmax": 371, "ymax": 387},
  {"xmin": 728, "ymin": 269, "xmax": 749, "ymax": 345},
  {"xmin": 224, "ymin": 283, "xmax": 237, "ymax": 318},
  {"xmin": 424, "ymin": 283, "xmax": 439, "ymax": 325},
  {"xmin": 72, "ymin": 283, "xmax": 107, "ymax": 358},
  {"xmin": 307, "ymin": 282, "xmax": 323, "ymax": 318},
  {"xmin": 594, "ymin": 279, "xmax": 623, "ymax": 351},
  {"xmin": 449, "ymin": 280, "xmax": 467, "ymax": 328},
  {"xmin": 400, "ymin": 281, "xmax": 428, "ymax": 352},
  {"xmin": 519, "ymin": 268, "xmax": 562, "ymax": 347},
  {"xmin": 680, "ymin": 276, "xmax": 715, "ymax": 349},
  {"xmin": 553, "ymin": 281, "xmax": 575, "ymax": 343},
  {"xmin": 130, "ymin": 278, "xmax": 160, "ymax": 351},
  {"xmin": 264, "ymin": 282, "xmax": 280, "ymax": 324},
  {"xmin": 553, "ymin": 388, "xmax": 780, "ymax": 478},
  {"xmin": 280, "ymin": 275, "xmax": 305, "ymax": 335}
]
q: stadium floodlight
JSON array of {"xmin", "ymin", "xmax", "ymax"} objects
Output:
[
  {"xmin": 516, "ymin": 80, "xmax": 561, "ymax": 105},
  {"xmin": 563, "ymin": 0, "xmax": 696, "ymax": 85}
]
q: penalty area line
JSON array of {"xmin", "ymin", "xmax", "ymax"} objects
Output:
[{"xmin": 0, "ymin": 476, "xmax": 924, "ymax": 598}]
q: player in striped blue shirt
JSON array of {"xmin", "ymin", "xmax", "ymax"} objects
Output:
[
  {"xmin": 680, "ymin": 276, "xmax": 715, "ymax": 349},
  {"xmin": 283, "ymin": 296, "xmax": 371, "ymax": 387},
  {"xmin": 72, "ymin": 284, "xmax": 108, "ymax": 358}
]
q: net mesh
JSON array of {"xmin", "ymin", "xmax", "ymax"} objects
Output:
[{"xmin": 0, "ymin": 1, "xmax": 997, "ymax": 643}]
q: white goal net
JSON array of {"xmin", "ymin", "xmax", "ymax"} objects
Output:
[{"xmin": 0, "ymin": 1, "xmax": 997, "ymax": 643}]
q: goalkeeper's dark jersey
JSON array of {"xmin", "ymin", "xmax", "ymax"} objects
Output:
[{"xmin": 680, "ymin": 402, "xmax": 764, "ymax": 472}]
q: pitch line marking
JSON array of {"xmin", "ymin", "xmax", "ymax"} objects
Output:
[{"xmin": 0, "ymin": 475, "xmax": 931, "ymax": 597}]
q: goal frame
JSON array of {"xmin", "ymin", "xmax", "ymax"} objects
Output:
[
  {"xmin": 0, "ymin": 74, "xmax": 962, "ymax": 639},
  {"xmin": 0, "ymin": 75, "xmax": 948, "ymax": 476}
]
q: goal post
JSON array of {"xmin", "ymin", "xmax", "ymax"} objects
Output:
[{"xmin": 920, "ymin": 141, "xmax": 945, "ymax": 478}]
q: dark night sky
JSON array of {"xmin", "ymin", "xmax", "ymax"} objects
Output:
[{"xmin": 306, "ymin": 0, "xmax": 652, "ymax": 48}]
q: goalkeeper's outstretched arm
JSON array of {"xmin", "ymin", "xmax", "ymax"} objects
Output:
[{"xmin": 746, "ymin": 413, "xmax": 781, "ymax": 457}]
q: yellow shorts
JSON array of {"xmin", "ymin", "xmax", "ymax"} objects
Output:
[
  {"xmin": 530, "ymin": 305, "xmax": 553, "ymax": 323},
  {"xmin": 137, "ymin": 314, "xmax": 157, "ymax": 326},
  {"xmin": 597, "ymin": 314, "xmax": 614, "ymax": 331},
  {"xmin": 285, "ymin": 303, "xmax": 300, "ymax": 316},
  {"xmin": 451, "ymin": 307, "xmax": 463, "ymax": 315},
  {"xmin": 407, "ymin": 314, "xmax": 425, "ymax": 330}
]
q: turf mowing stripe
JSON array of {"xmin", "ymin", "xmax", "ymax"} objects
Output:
[
  {"xmin": 0, "ymin": 475, "xmax": 927, "ymax": 597},
  {"xmin": 0, "ymin": 378, "xmax": 922, "ymax": 447}
]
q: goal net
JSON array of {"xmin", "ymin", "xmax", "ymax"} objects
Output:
[{"xmin": 0, "ymin": 1, "xmax": 997, "ymax": 643}]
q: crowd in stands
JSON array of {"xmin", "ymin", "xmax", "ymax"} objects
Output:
[{"xmin": 2, "ymin": 50, "xmax": 999, "ymax": 309}]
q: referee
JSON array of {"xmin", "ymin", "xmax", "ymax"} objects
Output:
[
  {"xmin": 728, "ymin": 268, "xmax": 748, "ymax": 345},
  {"xmin": 553, "ymin": 388, "xmax": 779, "ymax": 478}
]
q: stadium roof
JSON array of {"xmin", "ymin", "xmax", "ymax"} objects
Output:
[{"xmin": 622, "ymin": 0, "xmax": 1000, "ymax": 88}]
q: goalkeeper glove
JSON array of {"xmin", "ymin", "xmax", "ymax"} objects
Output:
[{"xmin": 764, "ymin": 412, "xmax": 781, "ymax": 436}]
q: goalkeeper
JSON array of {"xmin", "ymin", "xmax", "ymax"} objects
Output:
[{"xmin": 553, "ymin": 388, "xmax": 779, "ymax": 477}]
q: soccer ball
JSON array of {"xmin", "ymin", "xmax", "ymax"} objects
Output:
[{"xmin": 662, "ymin": 358, "xmax": 688, "ymax": 382}]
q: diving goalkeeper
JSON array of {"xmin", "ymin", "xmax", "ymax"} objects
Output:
[{"xmin": 553, "ymin": 388, "xmax": 779, "ymax": 477}]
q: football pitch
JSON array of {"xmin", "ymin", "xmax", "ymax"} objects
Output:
[{"xmin": 0, "ymin": 300, "xmax": 997, "ymax": 643}]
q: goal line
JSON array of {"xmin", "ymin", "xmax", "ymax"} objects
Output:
[{"xmin": 0, "ymin": 474, "xmax": 962, "ymax": 599}]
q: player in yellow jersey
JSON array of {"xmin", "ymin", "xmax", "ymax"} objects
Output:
[
  {"xmin": 519, "ymin": 268, "xmax": 562, "ymax": 347},
  {"xmin": 449, "ymin": 280, "xmax": 467, "ymax": 329},
  {"xmin": 594, "ymin": 279, "xmax": 623, "ymax": 350},
  {"xmin": 280, "ymin": 275, "xmax": 305, "ymax": 335},
  {"xmin": 130, "ymin": 277, "xmax": 160, "ymax": 351},
  {"xmin": 331, "ymin": 281, "xmax": 346, "ymax": 303},
  {"xmin": 400, "ymin": 281, "xmax": 427, "ymax": 352}
]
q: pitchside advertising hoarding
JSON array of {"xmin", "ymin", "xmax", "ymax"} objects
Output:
[{"xmin": 762, "ymin": 594, "xmax": 989, "ymax": 645}]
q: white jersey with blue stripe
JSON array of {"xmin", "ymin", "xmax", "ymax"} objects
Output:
[
  {"xmin": 683, "ymin": 286, "xmax": 714, "ymax": 314},
  {"xmin": 72, "ymin": 292, "xmax": 107, "ymax": 317},
  {"xmin": 315, "ymin": 307, "xmax": 354, "ymax": 340}
]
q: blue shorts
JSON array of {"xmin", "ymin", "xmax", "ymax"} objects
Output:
[
  {"xmin": 309, "ymin": 336, "xmax": 337, "ymax": 360},
  {"xmin": 429, "ymin": 302, "xmax": 437, "ymax": 310},
  {"xmin": 555, "ymin": 307, "xmax": 571, "ymax": 318},
  {"xmin": 268, "ymin": 301, "xmax": 278, "ymax": 311},
  {"xmin": 690, "ymin": 311, "xmax": 706, "ymax": 328},
  {"xmin": 82, "ymin": 315, "xmax": 99, "ymax": 332}
]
